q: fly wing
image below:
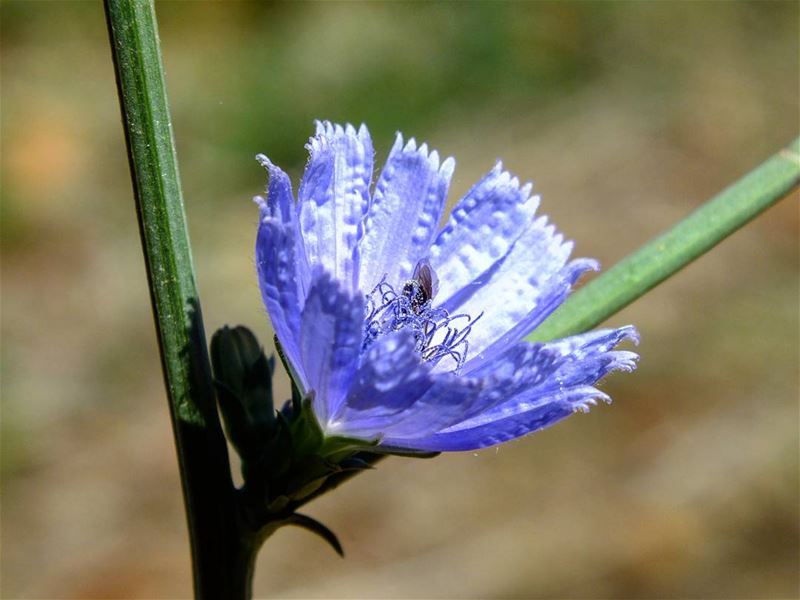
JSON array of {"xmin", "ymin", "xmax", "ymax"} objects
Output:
[{"xmin": 412, "ymin": 258, "xmax": 439, "ymax": 302}]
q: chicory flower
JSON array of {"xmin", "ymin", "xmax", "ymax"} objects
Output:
[{"xmin": 255, "ymin": 121, "xmax": 638, "ymax": 452}]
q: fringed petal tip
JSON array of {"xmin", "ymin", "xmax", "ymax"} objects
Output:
[
  {"xmin": 608, "ymin": 350, "xmax": 640, "ymax": 372},
  {"xmin": 574, "ymin": 324, "xmax": 640, "ymax": 351},
  {"xmin": 390, "ymin": 132, "xmax": 456, "ymax": 180},
  {"xmin": 564, "ymin": 257, "xmax": 601, "ymax": 285},
  {"xmin": 309, "ymin": 120, "xmax": 371, "ymax": 152},
  {"xmin": 568, "ymin": 349, "xmax": 639, "ymax": 415},
  {"xmin": 298, "ymin": 120, "xmax": 374, "ymax": 285},
  {"xmin": 255, "ymin": 152, "xmax": 273, "ymax": 170},
  {"xmin": 527, "ymin": 215, "xmax": 579, "ymax": 267},
  {"xmin": 616, "ymin": 325, "xmax": 641, "ymax": 346},
  {"xmin": 313, "ymin": 119, "xmax": 367, "ymax": 138},
  {"xmin": 570, "ymin": 387, "xmax": 611, "ymax": 413},
  {"xmin": 253, "ymin": 153, "xmax": 295, "ymax": 222},
  {"xmin": 488, "ymin": 160, "xmax": 537, "ymax": 207},
  {"xmin": 253, "ymin": 194, "xmax": 269, "ymax": 215},
  {"xmin": 431, "ymin": 159, "xmax": 541, "ymax": 304}
]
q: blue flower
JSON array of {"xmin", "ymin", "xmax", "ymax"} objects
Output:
[{"xmin": 254, "ymin": 121, "xmax": 638, "ymax": 452}]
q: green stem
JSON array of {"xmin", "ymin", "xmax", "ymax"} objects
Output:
[
  {"xmin": 528, "ymin": 138, "xmax": 800, "ymax": 343},
  {"xmin": 104, "ymin": 1, "xmax": 254, "ymax": 597}
]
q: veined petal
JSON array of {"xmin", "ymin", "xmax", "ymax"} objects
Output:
[
  {"xmin": 326, "ymin": 330, "xmax": 435, "ymax": 435},
  {"xmin": 329, "ymin": 330, "xmax": 483, "ymax": 441},
  {"xmin": 544, "ymin": 325, "xmax": 640, "ymax": 358},
  {"xmin": 357, "ymin": 134, "xmax": 454, "ymax": 292},
  {"xmin": 398, "ymin": 387, "xmax": 596, "ymax": 451},
  {"xmin": 377, "ymin": 374, "xmax": 482, "ymax": 443},
  {"xmin": 477, "ymin": 258, "xmax": 600, "ymax": 361},
  {"xmin": 298, "ymin": 121, "xmax": 374, "ymax": 292},
  {"xmin": 461, "ymin": 326, "xmax": 639, "ymax": 426},
  {"xmin": 430, "ymin": 162, "xmax": 539, "ymax": 306},
  {"xmin": 256, "ymin": 217, "xmax": 302, "ymax": 368},
  {"xmin": 460, "ymin": 259, "xmax": 601, "ymax": 373},
  {"xmin": 255, "ymin": 156, "xmax": 311, "ymax": 297},
  {"xmin": 396, "ymin": 326, "xmax": 638, "ymax": 451},
  {"xmin": 299, "ymin": 269, "xmax": 365, "ymax": 423},
  {"xmin": 435, "ymin": 214, "xmax": 591, "ymax": 371},
  {"xmin": 254, "ymin": 154, "xmax": 293, "ymax": 223},
  {"xmin": 255, "ymin": 162, "xmax": 309, "ymax": 385}
]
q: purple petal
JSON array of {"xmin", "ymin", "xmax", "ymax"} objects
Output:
[
  {"xmin": 437, "ymin": 213, "xmax": 592, "ymax": 368},
  {"xmin": 429, "ymin": 162, "xmax": 539, "ymax": 306},
  {"xmin": 461, "ymin": 326, "xmax": 639, "ymax": 426},
  {"xmin": 394, "ymin": 326, "xmax": 638, "ymax": 451},
  {"xmin": 299, "ymin": 269, "xmax": 365, "ymax": 423},
  {"xmin": 298, "ymin": 121, "xmax": 374, "ymax": 292},
  {"xmin": 376, "ymin": 374, "xmax": 482, "ymax": 443},
  {"xmin": 460, "ymin": 257, "xmax": 600, "ymax": 373},
  {"xmin": 475, "ymin": 259, "xmax": 600, "ymax": 362},
  {"xmin": 328, "ymin": 330, "xmax": 483, "ymax": 441},
  {"xmin": 544, "ymin": 325, "xmax": 641, "ymax": 358},
  {"xmin": 255, "ymin": 162, "xmax": 310, "ymax": 384},
  {"xmin": 327, "ymin": 330, "xmax": 435, "ymax": 436},
  {"xmin": 254, "ymin": 154, "xmax": 293, "ymax": 223},
  {"xmin": 402, "ymin": 387, "xmax": 596, "ymax": 451},
  {"xmin": 344, "ymin": 331, "xmax": 431, "ymax": 412},
  {"xmin": 357, "ymin": 134, "xmax": 454, "ymax": 292}
]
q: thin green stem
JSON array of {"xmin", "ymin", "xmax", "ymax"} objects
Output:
[
  {"xmin": 104, "ymin": 1, "xmax": 254, "ymax": 597},
  {"xmin": 528, "ymin": 138, "xmax": 800, "ymax": 343}
]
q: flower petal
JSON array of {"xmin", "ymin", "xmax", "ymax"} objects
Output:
[
  {"xmin": 397, "ymin": 326, "xmax": 638, "ymax": 451},
  {"xmin": 327, "ymin": 330, "xmax": 434, "ymax": 434},
  {"xmin": 457, "ymin": 237, "xmax": 600, "ymax": 373},
  {"xmin": 377, "ymin": 374, "xmax": 482, "ymax": 443},
  {"xmin": 328, "ymin": 330, "xmax": 483, "ymax": 441},
  {"xmin": 429, "ymin": 162, "xmax": 539, "ymax": 306},
  {"xmin": 255, "ymin": 161, "xmax": 310, "ymax": 383},
  {"xmin": 357, "ymin": 134, "xmax": 454, "ymax": 292},
  {"xmin": 469, "ymin": 258, "xmax": 599, "ymax": 367},
  {"xmin": 299, "ymin": 269, "xmax": 365, "ymax": 423},
  {"xmin": 543, "ymin": 325, "xmax": 641, "ymax": 358},
  {"xmin": 298, "ymin": 121, "xmax": 374, "ymax": 292},
  {"xmin": 255, "ymin": 154, "xmax": 293, "ymax": 223},
  {"xmin": 404, "ymin": 387, "xmax": 599, "ymax": 451},
  {"xmin": 460, "ymin": 326, "xmax": 639, "ymax": 427}
]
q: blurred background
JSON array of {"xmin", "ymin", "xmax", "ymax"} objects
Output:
[{"xmin": 2, "ymin": 1, "xmax": 798, "ymax": 598}]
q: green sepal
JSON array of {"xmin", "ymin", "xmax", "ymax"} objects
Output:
[
  {"xmin": 320, "ymin": 434, "xmax": 379, "ymax": 461},
  {"xmin": 273, "ymin": 333, "xmax": 307, "ymax": 401},
  {"xmin": 284, "ymin": 513, "xmax": 344, "ymax": 556},
  {"xmin": 284, "ymin": 393, "xmax": 377, "ymax": 459},
  {"xmin": 286, "ymin": 394, "xmax": 325, "ymax": 456},
  {"xmin": 338, "ymin": 456, "xmax": 377, "ymax": 471},
  {"xmin": 266, "ymin": 495, "xmax": 290, "ymax": 514},
  {"xmin": 363, "ymin": 445, "xmax": 441, "ymax": 459},
  {"xmin": 210, "ymin": 325, "xmax": 275, "ymax": 461}
]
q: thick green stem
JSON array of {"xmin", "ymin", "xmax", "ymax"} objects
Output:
[
  {"xmin": 104, "ymin": 1, "xmax": 252, "ymax": 596},
  {"xmin": 528, "ymin": 138, "xmax": 800, "ymax": 342}
]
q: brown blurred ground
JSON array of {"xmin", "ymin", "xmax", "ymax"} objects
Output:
[{"xmin": 1, "ymin": 2, "xmax": 798, "ymax": 599}]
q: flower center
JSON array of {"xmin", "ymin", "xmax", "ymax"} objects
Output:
[{"xmin": 362, "ymin": 275, "xmax": 481, "ymax": 372}]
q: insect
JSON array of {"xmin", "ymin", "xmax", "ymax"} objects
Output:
[{"xmin": 402, "ymin": 259, "xmax": 439, "ymax": 314}]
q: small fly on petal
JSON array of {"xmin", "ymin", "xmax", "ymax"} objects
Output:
[{"xmin": 402, "ymin": 259, "xmax": 440, "ymax": 314}]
